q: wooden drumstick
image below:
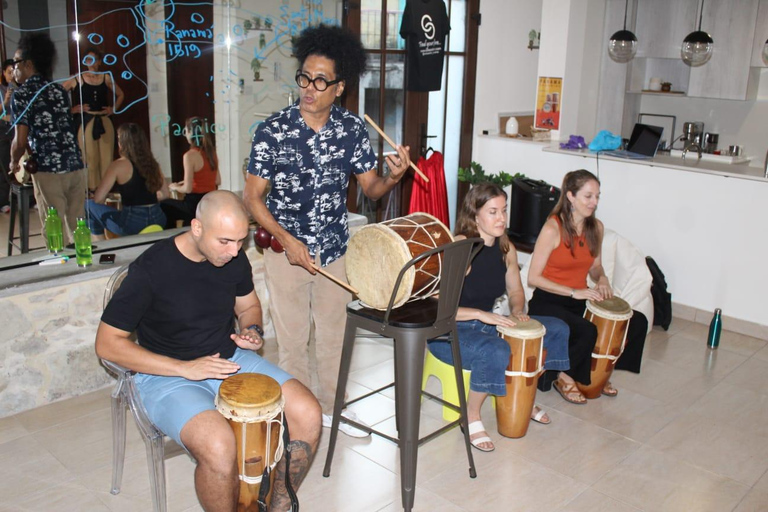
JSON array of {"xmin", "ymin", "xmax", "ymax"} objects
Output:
[
  {"xmin": 312, "ymin": 265, "xmax": 359, "ymax": 295},
  {"xmin": 363, "ymin": 114, "xmax": 430, "ymax": 183}
]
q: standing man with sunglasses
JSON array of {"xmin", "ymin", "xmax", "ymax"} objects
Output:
[
  {"xmin": 244, "ymin": 24, "xmax": 411, "ymax": 438},
  {"xmin": 10, "ymin": 32, "xmax": 85, "ymax": 245}
]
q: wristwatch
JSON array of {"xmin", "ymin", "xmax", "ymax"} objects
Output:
[{"xmin": 245, "ymin": 324, "xmax": 264, "ymax": 337}]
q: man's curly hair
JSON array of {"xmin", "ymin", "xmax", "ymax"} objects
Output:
[
  {"xmin": 18, "ymin": 32, "xmax": 57, "ymax": 81},
  {"xmin": 293, "ymin": 24, "xmax": 367, "ymax": 89}
]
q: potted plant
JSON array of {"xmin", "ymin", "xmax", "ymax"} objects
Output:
[{"xmin": 457, "ymin": 161, "xmax": 523, "ymax": 187}]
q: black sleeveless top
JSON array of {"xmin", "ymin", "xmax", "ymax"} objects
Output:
[
  {"xmin": 458, "ymin": 238, "xmax": 507, "ymax": 312},
  {"xmin": 77, "ymin": 79, "xmax": 109, "ymax": 111},
  {"xmin": 116, "ymin": 162, "xmax": 158, "ymax": 206}
]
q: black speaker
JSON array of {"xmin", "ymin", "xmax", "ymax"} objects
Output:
[{"xmin": 508, "ymin": 178, "xmax": 560, "ymax": 244}]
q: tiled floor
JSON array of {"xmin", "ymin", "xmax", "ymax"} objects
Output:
[{"xmin": 1, "ymin": 318, "xmax": 768, "ymax": 511}]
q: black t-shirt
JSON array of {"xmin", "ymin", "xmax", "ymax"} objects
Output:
[
  {"xmin": 101, "ymin": 236, "xmax": 255, "ymax": 360},
  {"xmin": 459, "ymin": 239, "xmax": 506, "ymax": 312},
  {"xmin": 400, "ymin": 0, "xmax": 451, "ymax": 92}
]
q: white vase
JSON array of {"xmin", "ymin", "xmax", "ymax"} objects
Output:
[{"xmin": 505, "ymin": 117, "xmax": 519, "ymax": 136}]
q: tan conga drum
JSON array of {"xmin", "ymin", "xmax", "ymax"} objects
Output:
[
  {"xmin": 216, "ymin": 373, "xmax": 285, "ymax": 511},
  {"xmin": 346, "ymin": 212, "xmax": 453, "ymax": 310},
  {"xmin": 577, "ymin": 297, "xmax": 633, "ymax": 399},
  {"xmin": 495, "ymin": 320, "xmax": 547, "ymax": 438}
]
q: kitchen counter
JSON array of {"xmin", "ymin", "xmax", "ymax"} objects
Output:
[{"xmin": 542, "ymin": 145, "xmax": 768, "ymax": 182}]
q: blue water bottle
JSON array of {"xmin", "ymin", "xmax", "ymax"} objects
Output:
[{"xmin": 707, "ymin": 308, "xmax": 722, "ymax": 350}]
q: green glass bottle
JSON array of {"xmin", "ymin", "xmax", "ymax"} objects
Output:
[
  {"xmin": 44, "ymin": 207, "xmax": 63, "ymax": 254},
  {"xmin": 73, "ymin": 217, "xmax": 92, "ymax": 267},
  {"xmin": 707, "ymin": 308, "xmax": 722, "ymax": 350}
]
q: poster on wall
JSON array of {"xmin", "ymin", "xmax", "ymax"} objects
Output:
[{"xmin": 534, "ymin": 77, "xmax": 562, "ymax": 130}]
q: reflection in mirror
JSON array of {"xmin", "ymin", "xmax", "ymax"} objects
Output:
[{"xmin": 0, "ymin": 0, "xmax": 341, "ymax": 265}]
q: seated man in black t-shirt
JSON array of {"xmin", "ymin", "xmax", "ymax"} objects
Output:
[{"xmin": 96, "ymin": 190, "xmax": 321, "ymax": 512}]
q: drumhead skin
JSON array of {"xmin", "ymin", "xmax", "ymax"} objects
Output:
[
  {"xmin": 346, "ymin": 224, "xmax": 415, "ymax": 309},
  {"xmin": 346, "ymin": 212, "xmax": 454, "ymax": 310},
  {"xmin": 216, "ymin": 373, "xmax": 284, "ymax": 421},
  {"xmin": 586, "ymin": 296, "xmax": 633, "ymax": 320},
  {"xmin": 497, "ymin": 318, "xmax": 547, "ymax": 339}
]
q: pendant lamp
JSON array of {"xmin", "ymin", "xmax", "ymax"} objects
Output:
[
  {"xmin": 681, "ymin": 0, "xmax": 713, "ymax": 67},
  {"xmin": 608, "ymin": 0, "xmax": 637, "ymax": 63}
]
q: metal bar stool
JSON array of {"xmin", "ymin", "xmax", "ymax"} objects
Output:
[
  {"xmin": 7, "ymin": 182, "xmax": 40, "ymax": 255},
  {"xmin": 323, "ymin": 237, "xmax": 483, "ymax": 512}
]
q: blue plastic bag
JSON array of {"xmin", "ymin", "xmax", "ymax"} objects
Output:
[{"xmin": 588, "ymin": 130, "xmax": 622, "ymax": 151}]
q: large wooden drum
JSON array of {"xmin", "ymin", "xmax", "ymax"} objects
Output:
[
  {"xmin": 346, "ymin": 212, "xmax": 453, "ymax": 310},
  {"xmin": 577, "ymin": 297, "xmax": 633, "ymax": 399},
  {"xmin": 216, "ymin": 373, "xmax": 285, "ymax": 511},
  {"xmin": 495, "ymin": 319, "xmax": 547, "ymax": 438}
]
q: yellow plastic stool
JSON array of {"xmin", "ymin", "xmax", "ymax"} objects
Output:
[
  {"xmin": 421, "ymin": 348, "xmax": 471, "ymax": 422},
  {"xmin": 139, "ymin": 224, "xmax": 164, "ymax": 234}
]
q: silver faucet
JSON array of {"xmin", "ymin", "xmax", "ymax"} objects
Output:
[{"xmin": 682, "ymin": 143, "xmax": 702, "ymax": 160}]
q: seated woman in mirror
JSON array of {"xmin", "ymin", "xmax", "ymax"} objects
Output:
[
  {"xmin": 427, "ymin": 183, "xmax": 570, "ymax": 452},
  {"xmin": 161, "ymin": 116, "xmax": 220, "ymax": 228},
  {"xmin": 63, "ymin": 47, "xmax": 124, "ymax": 192},
  {"xmin": 86, "ymin": 123, "xmax": 168, "ymax": 239}
]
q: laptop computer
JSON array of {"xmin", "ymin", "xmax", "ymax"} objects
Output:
[{"xmin": 604, "ymin": 123, "xmax": 664, "ymax": 160}]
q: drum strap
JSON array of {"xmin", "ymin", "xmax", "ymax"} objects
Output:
[{"xmin": 256, "ymin": 418, "xmax": 299, "ymax": 512}]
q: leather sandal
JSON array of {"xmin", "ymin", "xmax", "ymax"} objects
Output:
[
  {"xmin": 602, "ymin": 381, "xmax": 618, "ymax": 397},
  {"xmin": 530, "ymin": 405, "xmax": 551, "ymax": 424},
  {"xmin": 554, "ymin": 379, "xmax": 587, "ymax": 405},
  {"xmin": 467, "ymin": 420, "xmax": 495, "ymax": 452}
]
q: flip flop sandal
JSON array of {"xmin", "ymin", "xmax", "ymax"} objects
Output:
[
  {"xmin": 467, "ymin": 420, "xmax": 495, "ymax": 452},
  {"xmin": 530, "ymin": 405, "xmax": 551, "ymax": 425},
  {"xmin": 602, "ymin": 382, "xmax": 618, "ymax": 397},
  {"xmin": 554, "ymin": 379, "xmax": 587, "ymax": 405}
]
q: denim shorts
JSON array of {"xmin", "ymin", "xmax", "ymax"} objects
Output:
[{"xmin": 134, "ymin": 349, "xmax": 293, "ymax": 449}]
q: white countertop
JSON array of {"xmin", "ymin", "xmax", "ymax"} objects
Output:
[{"xmin": 542, "ymin": 145, "xmax": 768, "ymax": 182}]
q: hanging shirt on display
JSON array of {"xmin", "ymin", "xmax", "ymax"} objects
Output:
[{"xmin": 399, "ymin": 0, "xmax": 450, "ymax": 92}]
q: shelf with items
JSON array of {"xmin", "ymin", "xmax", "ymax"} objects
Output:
[{"xmin": 626, "ymin": 57, "xmax": 690, "ymax": 96}]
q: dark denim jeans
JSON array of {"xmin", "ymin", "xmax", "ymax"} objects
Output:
[{"xmin": 86, "ymin": 199, "xmax": 166, "ymax": 236}]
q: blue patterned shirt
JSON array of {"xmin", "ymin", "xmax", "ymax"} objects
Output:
[
  {"xmin": 11, "ymin": 75, "xmax": 83, "ymax": 174},
  {"xmin": 247, "ymin": 103, "xmax": 377, "ymax": 266}
]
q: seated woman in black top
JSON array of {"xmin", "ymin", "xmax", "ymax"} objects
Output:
[{"xmin": 86, "ymin": 123, "xmax": 169, "ymax": 239}]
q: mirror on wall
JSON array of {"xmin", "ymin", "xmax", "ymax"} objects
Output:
[{"xmin": 0, "ymin": 0, "xmax": 340, "ymax": 264}]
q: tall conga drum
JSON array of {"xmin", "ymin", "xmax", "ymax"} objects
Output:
[
  {"xmin": 577, "ymin": 297, "xmax": 633, "ymax": 399},
  {"xmin": 216, "ymin": 373, "xmax": 285, "ymax": 511},
  {"xmin": 495, "ymin": 320, "xmax": 547, "ymax": 438},
  {"xmin": 346, "ymin": 212, "xmax": 453, "ymax": 309}
]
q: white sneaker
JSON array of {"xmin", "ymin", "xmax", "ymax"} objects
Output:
[{"xmin": 322, "ymin": 410, "xmax": 370, "ymax": 438}]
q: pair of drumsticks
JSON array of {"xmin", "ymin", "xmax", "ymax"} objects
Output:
[{"xmin": 312, "ymin": 116, "xmax": 429, "ymax": 296}]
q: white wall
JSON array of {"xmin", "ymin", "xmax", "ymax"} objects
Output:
[
  {"xmin": 472, "ymin": 0, "xmax": 542, "ymax": 135},
  {"xmin": 473, "ymin": 137, "xmax": 768, "ymax": 327}
]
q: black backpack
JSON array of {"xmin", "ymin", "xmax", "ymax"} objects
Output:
[{"xmin": 646, "ymin": 256, "xmax": 672, "ymax": 330}]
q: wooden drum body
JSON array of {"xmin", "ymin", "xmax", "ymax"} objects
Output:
[
  {"xmin": 216, "ymin": 373, "xmax": 285, "ymax": 511},
  {"xmin": 495, "ymin": 320, "xmax": 547, "ymax": 438},
  {"xmin": 577, "ymin": 297, "xmax": 633, "ymax": 399},
  {"xmin": 346, "ymin": 212, "xmax": 453, "ymax": 310}
]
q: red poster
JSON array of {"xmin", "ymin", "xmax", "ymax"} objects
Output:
[{"xmin": 534, "ymin": 77, "xmax": 562, "ymax": 130}]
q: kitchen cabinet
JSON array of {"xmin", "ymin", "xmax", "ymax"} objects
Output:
[
  {"xmin": 634, "ymin": 0, "xmax": 698, "ymax": 59},
  {"xmin": 751, "ymin": 0, "xmax": 768, "ymax": 67},
  {"xmin": 687, "ymin": 0, "xmax": 759, "ymax": 99}
]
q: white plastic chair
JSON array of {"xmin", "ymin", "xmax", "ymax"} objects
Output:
[{"xmin": 101, "ymin": 265, "xmax": 186, "ymax": 512}]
